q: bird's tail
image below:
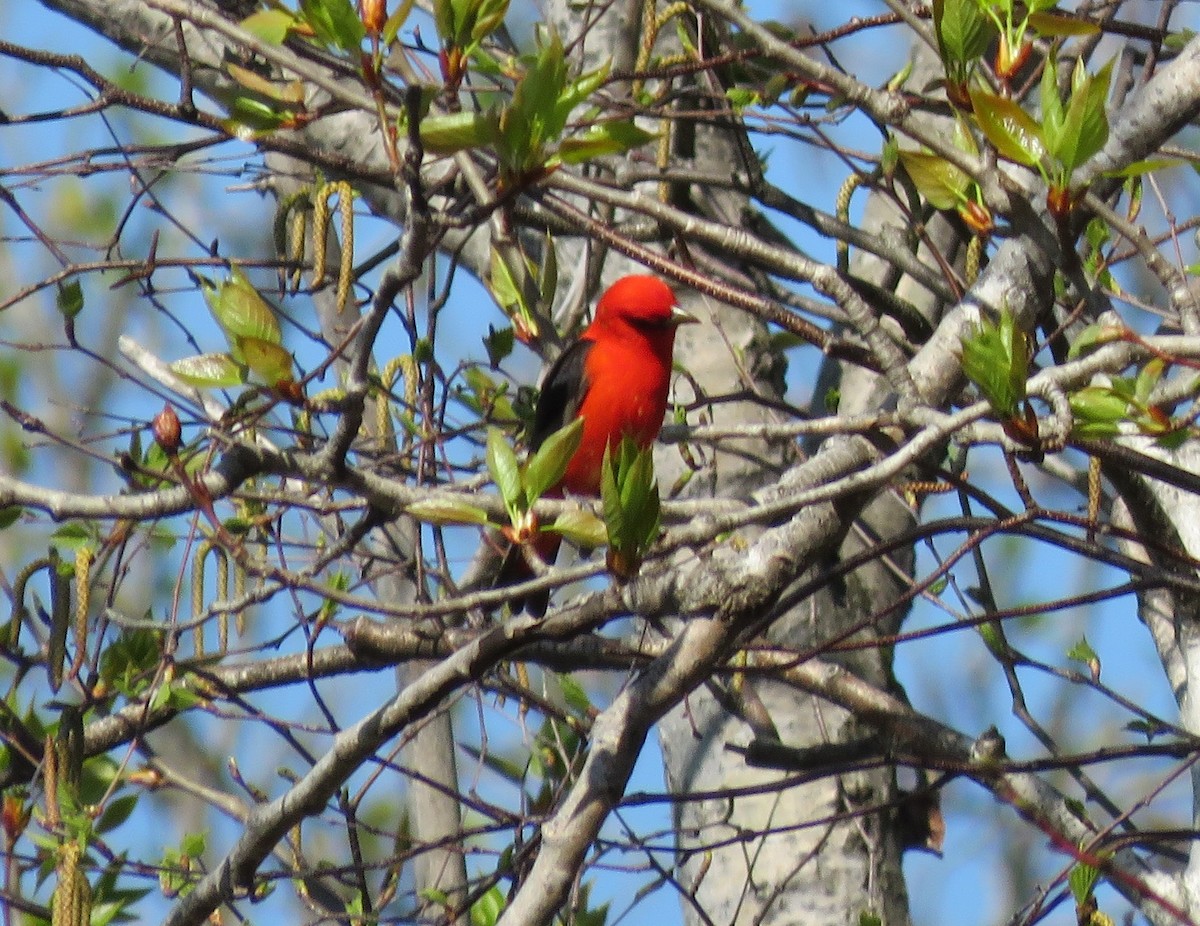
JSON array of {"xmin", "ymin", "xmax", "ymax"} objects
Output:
[{"xmin": 495, "ymin": 530, "xmax": 562, "ymax": 617}]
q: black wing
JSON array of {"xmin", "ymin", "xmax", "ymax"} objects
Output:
[{"xmin": 529, "ymin": 338, "xmax": 593, "ymax": 451}]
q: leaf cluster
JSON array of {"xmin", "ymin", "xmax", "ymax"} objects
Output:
[
  {"xmin": 600, "ymin": 437, "xmax": 662, "ymax": 581},
  {"xmin": 174, "ymin": 267, "xmax": 301, "ymax": 402}
]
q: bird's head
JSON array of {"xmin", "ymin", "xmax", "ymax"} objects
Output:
[{"xmin": 590, "ymin": 275, "xmax": 698, "ymax": 345}]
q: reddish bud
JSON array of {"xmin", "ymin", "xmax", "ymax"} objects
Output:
[
  {"xmin": 359, "ymin": 0, "xmax": 387, "ymax": 36},
  {"xmin": 1046, "ymin": 185, "xmax": 1075, "ymax": 220},
  {"xmin": 2, "ymin": 793, "xmax": 30, "ymax": 842},
  {"xmin": 1145, "ymin": 405, "xmax": 1172, "ymax": 431},
  {"xmin": 959, "ymin": 201, "xmax": 994, "ymax": 237},
  {"xmin": 606, "ymin": 547, "xmax": 641, "ymax": 582},
  {"xmin": 152, "ymin": 404, "xmax": 182, "ymax": 456},
  {"xmin": 946, "ymin": 81, "xmax": 972, "ymax": 111},
  {"xmin": 273, "ymin": 378, "xmax": 307, "ymax": 406},
  {"xmin": 995, "ymin": 36, "xmax": 1032, "ymax": 81},
  {"xmin": 1001, "ymin": 405, "xmax": 1040, "ymax": 446}
]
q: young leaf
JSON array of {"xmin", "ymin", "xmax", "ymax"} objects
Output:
[
  {"xmin": 1039, "ymin": 55, "xmax": 1066, "ymax": 153},
  {"xmin": 240, "ymin": 8, "xmax": 298, "ymax": 44},
  {"xmin": 237, "ymin": 336, "xmax": 296, "ymax": 387},
  {"xmin": 486, "ymin": 428, "xmax": 524, "ymax": 517},
  {"xmin": 169, "ymin": 353, "xmax": 245, "ymax": 388},
  {"xmin": 549, "ymin": 509, "xmax": 608, "ymax": 548},
  {"xmin": 1028, "ymin": 11, "xmax": 1100, "ymax": 37},
  {"xmin": 961, "ymin": 309, "xmax": 1029, "ymax": 418},
  {"xmin": 1055, "ymin": 58, "xmax": 1112, "ymax": 173},
  {"xmin": 200, "ymin": 267, "xmax": 283, "ymax": 355},
  {"xmin": 1068, "ymin": 857, "xmax": 1102, "ymax": 905},
  {"xmin": 600, "ymin": 442, "xmax": 625, "ymax": 546},
  {"xmin": 599, "ymin": 438, "xmax": 660, "ymax": 575},
  {"xmin": 498, "ymin": 32, "xmax": 569, "ymax": 175},
  {"xmin": 419, "ymin": 110, "xmax": 500, "ymax": 154},
  {"xmin": 896, "ymin": 149, "xmax": 970, "ymax": 211},
  {"xmin": 469, "ymin": 0, "xmax": 510, "ymax": 46},
  {"xmin": 470, "ymin": 885, "xmax": 506, "ymax": 926},
  {"xmin": 433, "ymin": 0, "xmax": 456, "ymax": 42},
  {"xmin": 1066, "ymin": 322, "xmax": 1122, "ymax": 360},
  {"xmin": 557, "ymin": 121, "xmax": 657, "ymax": 164},
  {"xmin": 564, "ymin": 61, "xmax": 609, "ymax": 109},
  {"xmin": 524, "ymin": 418, "xmax": 584, "ymax": 503},
  {"xmin": 406, "ymin": 498, "xmax": 492, "ymax": 526},
  {"xmin": 57, "ymin": 279, "xmax": 84, "ymax": 319},
  {"xmin": 970, "ymin": 89, "xmax": 1047, "ymax": 167},
  {"xmin": 299, "ymin": 0, "xmax": 365, "ymax": 52},
  {"xmin": 1069, "ymin": 385, "xmax": 1130, "ymax": 437},
  {"xmin": 933, "ymin": 0, "xmax": 995, "ymax": 68},
  {"xmin": 488, "ymin": 245, "xmax": 538, "ymax": 339},
  {"xmin": 95, "ymin": 794, "xmax": 139, "ymax": 835}
]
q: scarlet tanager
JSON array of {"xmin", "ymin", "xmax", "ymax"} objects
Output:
[{"xmin": 499, "ymin": 274, "xmax": 697, "ymax": 615}]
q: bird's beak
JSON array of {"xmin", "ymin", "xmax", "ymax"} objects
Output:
[{"xmin": 670, "ymin": 305, "xmax": 699, "ymax": 327}]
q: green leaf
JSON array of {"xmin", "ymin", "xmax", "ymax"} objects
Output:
[
  {"xmin": 237, "ymin": 336, "xmax": 295, "ymax": 387},
  {"xmin": 1028, "ymin": 11, "xmax": 1100, "ymax": 37},
  {"xmin": 960, "ymin": 309, "xmax": 1029, "ymax": 418},
  {"xmin": 406, "ymin": 498, "xmax": 491, "ymax": 526},
  {"xmin": 220, "ymin": 96, "xmax": 292, "ymax": 135},
  {"xmin": 1068, "ymin": 856, "xmax": 1102, "ymax": 904},
  {"xmin": 382, "ymin": 0, "xmax": 417, "ymax": 45},
  {"xmin": 725, "ymin": 87, "xmax": 760, "ymax": 111},
  {"xmin": 1069, "ymin": 385, "xmax": 1130, "ymax": 437},
  {"xmin": 1165, "ymin": 28, "xmax": 1196, "ymax": 52},
  {"xmin": 896, "ymin": 149, "xmax": 971, "ymax": 210},
  {"xmin": 1066, "ymin": 636, "xmax": 1099, "ymax": 666},
  {"xmin": 169, "ymin": 353, "xmax": 246, "ymax": 388},
  {"xmin": 486, "ymin": 428, "xmax": 524, "ymax": 517},
  {"xmin": 99, "ymin": 628, "xmax": 163, "ymax": 698},
  {"xmin": 600, "ymin": 438, "xmax": 660, "ymax": 560},
  {"xmin": 488, "ymin": 245, "xmax": 538, "ymax": 337},
  {"xmin": 970, "ymin": 89, "xmax": 1047, "ymax": 167},
  {"xmin": 524, "ymin": 418, "xmax": 584, "ymax": 503},
  {"xmin": 483, "ymin": 325, "xmax": 514, "ymax": 367},
  {"xmin": 557, "ymin": 61, "xmax": 609, "ymax": 116},
  {"xmin": 0, "ymin": 506, "xmax": 22, "ymax": 529},
  {"xmin": 1039, "ymin": 55, "xmax": 1066, "ymax": 154},
  {"xmin": 299, "ymin": 0, "xmax": 365, "ymax": 52},
  {"xmin": 1102, "ymin": 158, "xmax": 1180, "ymax": 179},
  {"xmin": 549, "ymin": 508, "xmax": 608, "ymax": 548},
  {"xmin": 933, "ymin": 0, "xmax": 995, "ymax": 68},
  {"xmin": 95, "ymin": 794, "xmax": 139, "ymax": 835},
  {"xmin": 52, "ymin": 523, "xmax": 97, "ymax": 552},
  {"xmin": 1067, "ymin": 323, "xmax": 1123, "ymax": 360},
  {"xmin": 199, "ymin": 267, "xmax": 283, "ymax": 359},
  {"xmin": 240, "ymin": 8, "xmax": 298, "ymax": 44},
  {"xmin": 600, "ymin": 443, "xmax": 625, "ymax": 545},
  {"xmin": 469, "ymin": 0, "xmax": 510, "ymax": 46},
  {"xmin": 57, "ymin": 279, "xmax": 84, "ymax": 319},
  {"xmin": 1053, "ymin": 58, "xmax": 1112, "ymax": 173},
  {"xmin": 470, "ymin": 885, "xmax": 506, "ymax": 926},
  {"xmin": 226, "ymin": 64, "xmax": 305, "ymax": 105},
  {"xmin": 419, "ymin": 110, "xmax": 500, "ymax": 154},
  {"xmin": 433, "ymin": 0, "xmax": 455, "ymax": 42},
  {"xmin": 498, "ymin": 32, "xmax": 569, "ymax": 175},
  {"xmin": 1134, "ymin": 358, "xmax": 1165, "ymax": 405},
  {"xmin": 558, "ymin": 121, "xmax": 657, "ymax": 164}
]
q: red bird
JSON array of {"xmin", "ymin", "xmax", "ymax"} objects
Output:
[{"xmin": 500, "ymin": 274, "xmax": 697, "ymax": 615}]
